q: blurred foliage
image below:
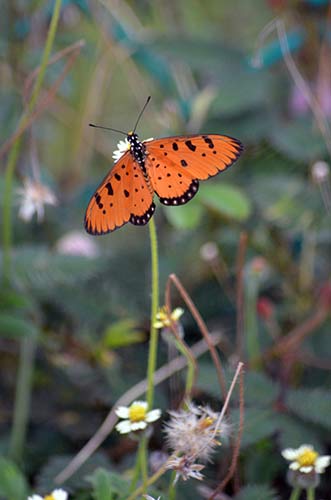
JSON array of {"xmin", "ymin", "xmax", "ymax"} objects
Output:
[{"xmin": 1, "ymin": 0, "xmax": 331, "ymax": 499}]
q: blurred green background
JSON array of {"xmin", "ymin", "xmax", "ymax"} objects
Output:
[{"xmin": 1, "ymin": 0, "xmax": 331, "ymax": 499}]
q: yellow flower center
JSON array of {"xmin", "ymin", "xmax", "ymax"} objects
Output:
[
  {"xmin": 129, "ymin": 403, "xmax": 147, "ymax": 422},
  {"xmin": 297, "ymin": 450, "xmax": 318, "ymax": 467},
  {"xmin": 199, "ymin": 416, "xmax": 214, "ymax": 430},
  {"xmin": 44, "ymin": 495, "xmax": 55, "ymax": 500}
]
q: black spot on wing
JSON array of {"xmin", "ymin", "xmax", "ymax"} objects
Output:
[
  {"xmin": 185, "ymin": 140, "xmax": 196, "ymax": 152},
  {"xmin": 181, "ymin": 159, "xmax": 188, "ymax": 167},
  {"xmin": 106, "ymin": 182, "xmax": 113, "ymax": 195},
  {"xmin": 115, "ymin": 173, "xmax": 121, "ymax": 181},
  {"xmin": 172, "ymin": 142, "xmax": 179, "ymax": 151},
  {"xmin": 158, "ymin": 179, "xmax": 199, "ymax": 206}
]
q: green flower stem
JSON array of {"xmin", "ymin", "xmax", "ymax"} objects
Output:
[
  {"xmin": 2, "ymin": 0, "xmax": 63, "ymax": 284},
  {"xmin": 146, "ymin": 217, "xmax": 159, "ymax": 408},
  {"xmin": 135, "ymin": 218, "xmax": 159, "ymax": 491},
  {"xmin": 306, "ymin": 488, "xmax": 315, "ymax": 500},
  {"xmin": 173, "ymin": 338, "xmax": 194, "ymax": 399},
  {"xmin": 6, "ymin": 0, "xmax": 62, "ymax": 464},
  {"xmin": 8, "ymin": 335, "xmax": 37, "ymax": 462},
  {"xmin": 289, "ymin": 487, "xmax": 302, "ymax": 500},
  {"xmin": 168, "ymin": 470, "xmax": 177, "ymax": 500}
]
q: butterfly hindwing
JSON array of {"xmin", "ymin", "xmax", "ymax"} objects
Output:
[
  {"xmin": 84, "ymin": 152, "xmax": 154, "ymax": 235},
  {"xmin": 145, "ymin": 134, "xmax": 242, "ymax": 205}
]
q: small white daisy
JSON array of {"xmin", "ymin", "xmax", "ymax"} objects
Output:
[
  {"xmin": 17, "ymin": 178, "xmax": 57, "ymax": 222},
  {"xmin": 282, "ymin": 444, "xmax": 331, "ymax": 474},
  {"xmin": 28, "ymin": 488, "xmax": 68, "ymax": 500},
  {"xmin": 112, "ymin": 138, "xmax": 130, "ymax": 162},
  {"xmin": 115, "ymin": 401, "xmax": 161, "ymax": 434}
]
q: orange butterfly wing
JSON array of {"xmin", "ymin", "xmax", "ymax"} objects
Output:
[
  {"xmin": 84, "ymin": 151, "xmax": 155, "ymax": 235},
  {"xmin": 145, "ymin": 134, "xmax": 243, "ymax": 205}
]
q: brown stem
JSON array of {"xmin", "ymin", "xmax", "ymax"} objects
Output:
[
  {"xmin": 209, "ymin": 368, "xmax": 245, "ymax": 499},
  {"xmin": 164, "ymin": 282, "xmax": 198, "ymax": 401},
  {"xmin": 264, "ymin": 305, "xmax": 328, "ymax": 360},
  {"xmin": 167, "ymin": 273, "xmax": 227, "ymax": 399}
]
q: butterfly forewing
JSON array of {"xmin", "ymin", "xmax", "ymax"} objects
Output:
[
  {"xmin": 146, "ymin": 134, "xmax": 242, "ymax": 179},
  {"xmin": 84, "ymin": 152, "xmax": 154, "ymax": 235}
]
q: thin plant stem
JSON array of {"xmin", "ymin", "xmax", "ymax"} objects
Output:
[
  {"xmin": 289, "ymin": 487, "xmax": 302, "ymax": 500},
  {"xmin": 168, "ymin": 470, "xmax": 177, "ymax": 500},
  {"xmin": 140, "ymin": 435, "xmax": 148, "ymax": 490},
  {"xmin": 146, "ymin": 217, "xmax": 160, "ymax": 408},
  {"xmin": 164, "ymin": 282, "xmax": 198, "ymax": 400},
  {"xmin": 6, "ymin": 0, "xmax": 63, "ymax": 464},
  {"xmin": 8, "ymin": 335, "xmax": 37, "ymax": 462},
  {"xmin": 168, "ymin": 274, "xmax": 227, "ymax": 398},
  {"xmin": 306, "ymin": 488, "xmax": 315, "ymax": 500},
  {"xmin": 126, "ymin": 463, "xmax": 168, "ymax": 500},
  {"xmin": 173, "ymin": 338, "xmax": 195, "ymax": 399},
  {"xmin": 2, "ymin": 0, "xmax": 63, "ymax": 284},
  {"xmin": 139, "ymin": 218, "xmax": 159, "ymax": 492}
]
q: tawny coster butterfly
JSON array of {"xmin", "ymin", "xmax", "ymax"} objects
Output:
[{"xmin": 84, "ymin": 97, "xmax": 243, "ymax": 235}]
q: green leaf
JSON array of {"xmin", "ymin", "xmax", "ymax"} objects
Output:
[
  {"xmin": 86, "ymin": 468, "xmax": 130, "ymax": 500},
  {"xmin": 35, "ymin": 453, "xmax": 111, "ymax": 492},
  {"xmin": 268, "ymin": 117, "xmax": 327, "ymax": 161},
  {"xmin": 0, "ymin": 456, "xmax": 28, "ymax": 500},
  {"xmin": 231, "ymin": 408, "xmax": 278, "ymax": 448},
  {"xmin": 0, "ymin": 314, "xmax": 39, "ymax": 339},
  {"xmin": 199, "ymin": 183, "xmax": 251, "ymax": 221},
  {"xmin": 234, "ymin": 484, "xmax": 279, "ymax": 500},
  {"xmin": 102, "ymin": 320, "xmax": 144, "ymax": 349},
  {"xmin": 286, "ymin": 388, "xmax": 331, "ymax": 430},
  {"xmin": 164, "ymin": 202, "xmax": 204, "ymax": 229},
  {"xmin": 277, "ymin": 414, "xmax": 325, "ymax": 452},
  {"xmin": 87, "ymin": 468, "xmax": 113, "ymax": 500}
]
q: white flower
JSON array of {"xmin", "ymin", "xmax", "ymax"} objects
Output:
[
  {"xmin": 115, "ymin": 401, "xmax": 161, "ymax": 434},
  {"xmin": 17, "ymin": 178, "xmax": 57, "ymax": 222},
  {"xmin": 282, "ymin": 444, "xmax": 331, "ymax": 474},
  {"xmin": 112, "ymin": 138, "xmax": 130, "ymax": 162},
  {"xmin": 56, "ymin": 230, "xmax": 99, "ymax": 258},
  {"xmin": 112, "ymin": 137, "xmax": 154, "ymax": 163},
  {"xmin": 28, "ymin": 488, "xmax": 68, "ymax": 500}
]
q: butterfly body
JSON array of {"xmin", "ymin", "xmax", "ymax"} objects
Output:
[{"xmin": 85, "ymin": 132, "xmax": 243, "ymax": 235}]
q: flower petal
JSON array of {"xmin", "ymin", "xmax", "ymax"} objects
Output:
[
  {"xmin": 299, "ymin": 466, "xmax": 313, "ymax": 473},
  {"xmin": 282, "ymin": 448, "xmax": 300, "ymax": 461},
  {"xmin": 52, "ymin": 489, "xmax": 68, "ymax": 500},
  {"xmin": 146, "ymin": 409, "xmax": 161, "ymax": 423},
  {"xmin": 115, "ymin": 406, "xmax": 130, "ymax": 419},
  {"xmin": 131, "ymin": 421, "xmax": 147, "ymax": 431},
  {"xmin": 289, "ymin": 461, "xmax": 300, "ymax": 470},
  {"xmin": 133, "ymin": 401, "xmax": 148, "ymax": 410},
  {"xmin": 115, "ymin": 420, "xmax": 132, "ymax": 434},
  {"xmin": 315, "ymin": 455, "xmax": 331, "ymax": 473},
  {"xmin": 28, "ymin": 496, "xmax": 43, "ymax": 500}
]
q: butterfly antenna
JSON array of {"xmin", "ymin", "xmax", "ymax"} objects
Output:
[
  {"xmin": 89, "ymin": 123, "xmax": 127, "ymax": 136},
  {"xmin": 133, "ymin": 96, "xmax": 151, "ymax": 133}
]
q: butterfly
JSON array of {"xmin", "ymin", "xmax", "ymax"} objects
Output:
[{"xmin": 84, "ymin": 99, "xmax": 243, "ymax": 235}]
